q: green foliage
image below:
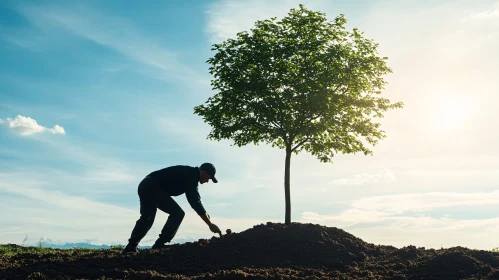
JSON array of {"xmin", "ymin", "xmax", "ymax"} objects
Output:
[
  {"xmin": 110, "ymin": 244, "xmax": 124, "ymax": 251},
  {"xmin": 492, "ymin": 247, "xmax": 499, "ymax": 253},
  {"xmin": 194, "ymin": 4, "xmax": 403, "ymax": 161},
  {"xmin": 0, "ymin": 243, "xmax": 125, "ymax": 256},
  {"xmin": 194, "ymin": 5, "xmax": 403, "ymax": 224},
  {"xmin": 0, "ymin": 244, "xmax": 86, "ymax": 256}
]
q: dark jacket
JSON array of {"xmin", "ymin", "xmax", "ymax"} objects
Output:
[{"xmin": 146, "ymin": 165, "xmax": 206, "ymax": 215}]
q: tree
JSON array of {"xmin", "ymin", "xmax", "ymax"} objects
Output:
[{"xmin": 193, "ymin": 5, "xmax": 404, "ymax": 225}]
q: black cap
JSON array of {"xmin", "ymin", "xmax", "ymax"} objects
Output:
[{"xmin": 200, "ymin": 163, "xmax": 218, "ymax": 183}]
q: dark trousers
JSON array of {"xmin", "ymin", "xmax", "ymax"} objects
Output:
[{"xmin": 127, "ymin": 176, "xmax": 185, "ymax": 245}]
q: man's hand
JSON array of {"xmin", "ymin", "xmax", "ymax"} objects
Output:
[
  {"xmin": 200, "ymin": 213, "xmax": 222, "ymax": 236},
  {"xmin": 209, "ymin": 223, "xmax": 221, "ymax": 235}
]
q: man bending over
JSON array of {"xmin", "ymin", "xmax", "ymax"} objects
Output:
[{"xmin": 122, "ymin": 163, "xmax": 221, "ymax": 253}]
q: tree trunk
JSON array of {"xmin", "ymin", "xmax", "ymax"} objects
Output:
[{"xmin": 284, "ymin": 145, "xmax": 292, "ymax": 225}]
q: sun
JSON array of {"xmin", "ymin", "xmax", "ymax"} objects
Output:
[{"xmin": 432, "ymin": 94, "xmax": 475, "ymax": 131}]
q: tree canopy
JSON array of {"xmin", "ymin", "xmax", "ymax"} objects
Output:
[{"xmin": 194, "ymin": 5, "xmax": 403, "ymax": 224}]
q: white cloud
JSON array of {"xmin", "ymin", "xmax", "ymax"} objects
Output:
[
  {"xmin": 350, "ymin": 191, "xmax": 499, "ymax": 214},
  {"xmin": 1, "ymin": 115, "xmax": 65, "ymax": 135},
  {"xmin": 331, "ymin": 169, "xmax": 396, "ymax": 185},
  {"xmin": 7, "ymin": 115, "xmax": 44, "ymax": 135},
  {"xmin": 32, "ymin": 136, "xmax": 145, "ymax": 179},
  {"xmin": 466, "ymin": 2, "xmax": 499, "ymax": 21},
  {"xmin": 49, "ymin": 124, "xmax": 65, "ymax": 134},
  {"xmin": 82, "ymin": 169, "xmax": 138, "ymax": 184},
  {"xmin": 301, "ymin": 191, "xmax": 499, "ymax": 227},
  {"xmin": 300, "ymin": 191, "xmax": 499, "ymax": 249},
  {"xmin": 158, "ymin": 116, "xmax": 211, "ymax": 142}
]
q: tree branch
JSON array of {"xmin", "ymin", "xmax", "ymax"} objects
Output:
[
  {"xmin": 291, "ymin": 136, "xmax": 310, "ymax": 152},
  {"xmin": 292, "ymin": 110, "xmax": 323, "ymax": 140},
  {"xmin": 303, "ymin": 112, "xmax": 322, "ymax": 124}
]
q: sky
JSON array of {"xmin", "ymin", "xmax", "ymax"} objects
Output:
[{"xmin": 1, "ymin": 0, "xmax": 499, "ymax": 250}]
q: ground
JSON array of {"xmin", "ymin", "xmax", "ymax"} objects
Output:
[{"xmin": 1, "ymin": 222, "xmax": 499, "ymax": 279}]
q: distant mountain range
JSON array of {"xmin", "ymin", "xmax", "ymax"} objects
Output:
[
  {"xmin": 22, "ymin": 237, "xmax": 198, "ymax": 249},
  {"xmin": 40, "ymin": 242, "xmax": 123, "ymax": 249}
]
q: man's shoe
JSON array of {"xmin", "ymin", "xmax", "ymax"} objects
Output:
[
  {"xmin": 122, "ymin": 243, "xmax": 138, "ymax": 254},
  {"xmin": 151, "ymin": 242, "xmax": 168, "ymax": 250}
]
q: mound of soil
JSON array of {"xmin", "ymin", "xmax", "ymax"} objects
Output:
[{"xmin": 1, "ymin": 222, "xmax": 499, "ymax": 279}]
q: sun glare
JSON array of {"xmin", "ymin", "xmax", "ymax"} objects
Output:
[{"xmin": 432, "ymin": 94, "xmax": 475, "ymax": 131}]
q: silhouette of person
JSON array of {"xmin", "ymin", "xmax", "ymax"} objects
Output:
[{"xmin": 122, "ymin": 163, "xmax": 221, "ymax": 253}]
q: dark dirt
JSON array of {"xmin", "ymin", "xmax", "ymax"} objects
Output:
[{"xmin": 2, "ymin": 222, "xmax": 499, "ymax": 279}]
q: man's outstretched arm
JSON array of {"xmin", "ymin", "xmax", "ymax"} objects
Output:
[{"xmin": 186, "ymin": 187, "xmax": 222, "ymax": 235}]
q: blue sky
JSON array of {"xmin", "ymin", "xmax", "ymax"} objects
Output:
[{"xmin": 1, "ymin": 0, "xmax": 499, "ymax": 249}]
